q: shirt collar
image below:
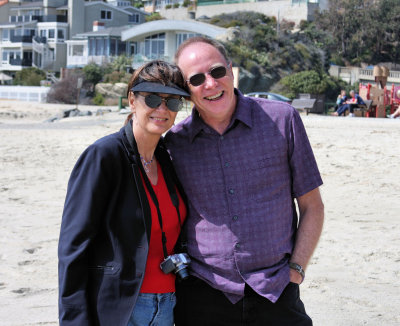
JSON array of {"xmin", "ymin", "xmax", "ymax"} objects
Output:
[{"xmin": 188, "ymin": 89, "xmax": 253, "ymax": 143}]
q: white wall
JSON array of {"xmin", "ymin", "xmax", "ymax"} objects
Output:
[{"xmin": 159, "ymin": 1, "xmax": 311, "ymax": 26}]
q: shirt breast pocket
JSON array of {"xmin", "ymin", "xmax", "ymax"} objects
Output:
[{"xmin": 246, "ymin": 154, "xmax": 289, "ymax": 201}]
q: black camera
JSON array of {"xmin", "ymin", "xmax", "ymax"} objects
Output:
[{"xmin": 160, "ymin": 253, "xmax": 191, "ymax": 280}]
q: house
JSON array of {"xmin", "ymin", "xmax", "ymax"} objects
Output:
[
  {"xmin": 121, "ymin": 19, "xmax": 227, "ymax": 68},
  {"xmin": 66, "ymin": 24, "xmax": 136, "ymax": 68},
  {"xmin": 65, "ymin": 18, "xmax": 227, "ymax": 69},
  {"xmin": 0, "ymin": 0, "xmax": 148, "ymax": 74}
]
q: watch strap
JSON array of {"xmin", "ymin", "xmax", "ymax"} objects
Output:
[{"xmin": 289, "ymin": 262, "xmax": 305, "ymax": 283}]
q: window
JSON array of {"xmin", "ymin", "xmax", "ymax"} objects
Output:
[
  {"xmin": 118, "ymin": 40, "xmax": 126, "ymax": 55},
  {"xmin": 144, "ymin": 33, "xmax": 165, "ymax": 59},
  {"xmin": 89, "ymin": 38, "xmax": 95, "ymax": 56},
  {"xmin": 48, "ymin": 29, "xmax": 55, "ymax": 39},
  {"xmin": 96, "ymin": 38, "xmax": 105, "ymax": 55},
  {"xmin": 2, "ymin": 50, "xmax": 22, "ymax": 63},
  {"xmin": 176, "ymin": 33, "xmax": 201, "ymax": 47},
  {"xmin": 72, "ymin": 45, "xmax": 84, "ymax": 56},
  {"xmin": 129, "ymin": 14, "xmax": 139, "ymax": 23},
  {"xmin": 129, "ymin": 42, "xmax": 137, "ymax": 56},
  {"xmin": 10, "ymin": 16, "xmax": 16, "ymax": 23},
  {"xmin": 57, "ymin": 29, "xmax": 65, "ymax": 40},
  {"xmin": 100, "ymin": 10, "xmax": 112, "ymax": 20},
  {"xmin": 110, "ymin": 38, "xmax": 117, "ymax": 55},
  {"xmin": 2, "ymin": 29, "xmax": 9, "ymax": 41}
]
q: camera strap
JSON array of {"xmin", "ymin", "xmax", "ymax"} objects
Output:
[
  {"xmin": 122, "ymin": 121, "xmax": 182, "ymax": 260},
  {"xmin": 140, "ymin": 162, "xmax": 181, "ymax": 260}
]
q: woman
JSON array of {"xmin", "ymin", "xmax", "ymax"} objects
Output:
[{"xmin": 58, "ymin": 60, "xmax": 190, "ymax": 326}]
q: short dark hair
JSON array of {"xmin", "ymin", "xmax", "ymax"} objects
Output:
[{"xmin": 174, "ymin": 36, "xmax": 230, "ymax": 65}]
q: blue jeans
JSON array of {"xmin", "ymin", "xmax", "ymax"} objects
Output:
[{"xmin": 127, "ymin": 292, "xmax": 176, "ymax": 326}]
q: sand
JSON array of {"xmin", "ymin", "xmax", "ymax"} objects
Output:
[{"xmin": 0, "ymin": 99, "xmax": 399, "ymax": 326}]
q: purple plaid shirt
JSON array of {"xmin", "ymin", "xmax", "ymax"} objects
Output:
[{"xmin": 165, "ymin": 90, "xmax": 322, "ymax": 303}]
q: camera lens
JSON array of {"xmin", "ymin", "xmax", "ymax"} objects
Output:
[{"xmin": 176, "ymin": 267, "xmax": 189, "ymax": 280}]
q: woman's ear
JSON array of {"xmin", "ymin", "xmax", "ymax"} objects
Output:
[{"xmin": 128, "ymin": 93, "xmax": 136, "ymax": 113}]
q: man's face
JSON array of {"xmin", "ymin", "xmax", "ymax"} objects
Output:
[{"xmin": 177, "ymin": 42, "xmax": 236, "ymax": 122}]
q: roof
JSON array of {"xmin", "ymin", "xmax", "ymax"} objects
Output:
[
  {"xmin": 74, "ymin": 25, "xmax": 131, "ymax": 39},
  {"xmin": 9, "ymin": 1, "xmax": 44, "ymax": 10},
  {"xmin": 0, "ymin": 21, "xmax": 38, "ymax": 28},
  {"xmin": 121, "ymin": 19, "xmax": 227, "ymax": 41}
]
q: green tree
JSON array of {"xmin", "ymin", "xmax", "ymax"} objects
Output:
[
  {"xmin": 280, "ymin": 70, "xmax": 347, "ymax": 100},
  {"xmin": 13, "ymin": 67, "xmax": 46, "ymax": 86},
  {"xmin": 313, "ymin": 0, "xmax": 400, "ymax": 65},
  {"xmin": 82, "ymin": 62, "xmax": 103, "ymax": 85}
]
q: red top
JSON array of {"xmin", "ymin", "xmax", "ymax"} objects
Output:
[{"xmin": 140, "ymin": 162, "xmax": 187, "ymax": 293}]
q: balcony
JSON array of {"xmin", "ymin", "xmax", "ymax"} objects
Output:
[
  {"xmin": 10, "ymin": 35, "xmax": 33, "ymax": 43},
  {"xmin": 9, "ymin": 58, "xmax": 33, "ymax": 67},
  {"xmin": 33, "ymin": 36, "xmax": 47, "ymax": 44},
  {"xmin": 31, "ymin": 15, "xmax": 68, "ymax": 23}
]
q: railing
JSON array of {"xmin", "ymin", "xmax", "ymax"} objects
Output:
[
  {"xmin": 31, "ymin": 15, "xmax": 68, "ymax": 23},
  {"xmin": 9, "ymin": 58, "xmax": 32, "ymax": 66},
  {"xmin": 33, "ymin": 36, "xmax": 47, "ymax": 44},
  {"xmin": 197, "ymin": 0, "xmax": 254, "ymax": 5},
  {"xmin": 10, "ymin": 35, "xmax": 33, "ymax": 43},
  {"xmin": 0, "ymin": 86, "xmax": 49, "ymax": 103}
]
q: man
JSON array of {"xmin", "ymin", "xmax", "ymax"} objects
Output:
[
  {"xmin": 335, "ymin": 89, "xmax": 365, "ymax": 117},
  {"xmin": 165, "ymin": 36, "xmax": 324, "ymax": 325}
]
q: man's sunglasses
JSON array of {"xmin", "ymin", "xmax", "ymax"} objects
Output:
[
  {"xmin": 137, "ymin": 94, "xmax": 183, "ymax": 112},
  {"xmin": 187, "ymin": 66, "xmax": 227, "ymax": 87}
]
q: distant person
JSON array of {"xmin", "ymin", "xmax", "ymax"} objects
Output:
[
  {"xmin": 334, "ymin": 90, "xmax": 365, "ymax": 117},
  {"xmin": 334, "ymin": 90, "xmax": 347, "ymax": 112},
  {"xmin": 58, "ymin": 60, "xmax": 190, "ymax": 326},
  {"xmin": 166, "ymin": 36, "xmax": 324, "ymax": 326},
  {"xmin": 387, "ymin": 106, "xmax": 400, "ymax": 119}
]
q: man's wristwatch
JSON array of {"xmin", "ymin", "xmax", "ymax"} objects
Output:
[{"xmin": 289, "ymin": 262, "xmax": 305, "ymax": 284}]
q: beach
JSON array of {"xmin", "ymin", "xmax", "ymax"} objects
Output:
[{"xmin": 0, "ymin": 99, "xmax": 399, "ymax": 326}]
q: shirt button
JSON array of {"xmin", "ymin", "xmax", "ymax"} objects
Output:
[
  {"xmin": 224, "ymin": 162, "xmax": 230, "ymax": 167},
  {"xmin": 232, "ymin": 215, "xmax": 238, "ymax": 221},
  {"xmin": 229, "ymin": 189, "xmax": 234, "ymax": 195},
  {"xmin": 220, "ymin": 136, "xmax": 224, "ymax": 140},
  {"xmin": 235, "ymin": 243, "xmax": 240, "ymax": 249}
]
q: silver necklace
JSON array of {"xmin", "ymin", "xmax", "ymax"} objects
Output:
[{"xmin": 140, "ymin": 155, "xmax": 154, "ymax": 173}]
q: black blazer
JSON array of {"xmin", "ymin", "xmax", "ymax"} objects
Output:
[{"xmin": 58, "ymin": 121, "xmax": 186, "ymax": 326}]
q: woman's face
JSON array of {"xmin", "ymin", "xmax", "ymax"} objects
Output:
[{"xmin": 129, "ymin": 92, "xmax": 179, "ymax": 137}]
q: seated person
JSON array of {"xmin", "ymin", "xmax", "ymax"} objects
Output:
[
  {"xmin": 334, "ymin": 90, "xmax": 347, "ymax": 112},
  {"xmin": 335, "ymin": 90, "xmax": 365, "ymax": 117},
  {"xmin": 387, "ymin": 107, "xmax": 400, "ymax": 119}
]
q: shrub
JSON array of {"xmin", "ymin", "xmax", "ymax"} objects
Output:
[
  {"xmin": 93, "ymin": 93, "xmax": 105, "ymax": 106},
  {"xmin": 82, "ymin": 62, "xmax": 103, "ymax": 86},
  {"xmin": 47, "ymin": 71, "xmax": 84, "ymax": 104},
  {"xmin": 173, "ymin": 3, "xmax": 179, "ymax": 8},
  {"xmin": 165, "ymin": 4, "xmax": 172, "ymax": 9},
  {"xmin": 13, "ymin": 67, "xmax": 46, "ymax": 86},
  {"xmin": 145, "ymin": 13, "xmax": 163, "ymax": 22},
  {"xmin": 103, "ymin": 71, "xmax": 131, "ymax": 84}
]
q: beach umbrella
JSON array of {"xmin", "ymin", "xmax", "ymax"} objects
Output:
[{"xmin": 0, "ymin": 72, "xmax": 13, "ymax": 84}]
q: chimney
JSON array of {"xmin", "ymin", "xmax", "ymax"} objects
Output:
[{"xmin": 93, "ymin": 21, "xmax": 105, "ymax": 32}]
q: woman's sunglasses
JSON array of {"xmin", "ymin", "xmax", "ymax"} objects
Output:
[
  {"xmin": 137, "ymin": 94, "xmax": 183, "ymax": 112},
  {"xmin": 187, "ymin": 66, "xmax": 227, "ymax": 87}
]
